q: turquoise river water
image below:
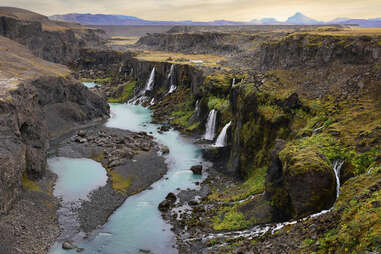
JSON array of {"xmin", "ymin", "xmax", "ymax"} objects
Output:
[{"xmin": 49, "ymin": 103, "xmax": 204, "ymax": 254}]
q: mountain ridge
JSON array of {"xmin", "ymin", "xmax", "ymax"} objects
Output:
[{"xmin": 50, "ymin": 12, "xmax": 381, "ymax": 27}]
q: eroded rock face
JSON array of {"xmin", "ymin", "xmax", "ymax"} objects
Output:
[
  {"xmin": 0, "ymin": 11, "xmax": 106, "ymax": 65},
  {"xmin": 265, "ymin": 140, "xmax": 336, "ymax": 220},
  {"xmin": 0, "ymin": 77, "xmax": 109, "ymax": 215},
  {"xmin": 260, "ymin": 34, "xmax": 381, "ymax": 71}
]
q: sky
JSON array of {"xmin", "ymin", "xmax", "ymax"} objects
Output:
[{"xmin": 1, "ymin": 0, "xmax": 381, "ymax": 21}]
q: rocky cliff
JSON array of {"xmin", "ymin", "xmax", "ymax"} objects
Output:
[
  {"xmin": 260, "ymin": 33, "xmax": 381, "ymax": 71},
  {"xmin": 0, "ymin": 7, "xmax": 107, "ymax": 65},
  {"xmin": 0, "ymin": 36, "xmax": 109, "ymax": 215}
]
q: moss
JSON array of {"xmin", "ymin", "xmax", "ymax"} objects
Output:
[
  {"xmin": 186, "ymin": 121, "xmax": 200, "ymax": 132},
  {"xmin": 22, "ymin": 172, "xmax": 42, "ymax": 192},
  {"xmin": 213, "ymin": 207, "xmax": 249, "ymax": 231},
  {"xmin": 90, "ymin": 151, "xmax": 105, "ymax": 163},
  {"xmin": 312, "ymin": 169, "xmax": 381, "ymax": 253},
  {"xmin": 280, "ymin": 144, "xmax": 332, "ymax": 176},
  {"xmin": 208, "ymin": 96, "xmax": 230, "ymax": 112},
  {"xmin": 110, "ymin": 171, "xmax": 131, "ymax": 194},
  {"xmin": 257, "ymin": 104, "xmax": 286, "ymax": 122},
  {"xmin": 209, "ymin": 167, "xmax": 267, "ymax": 202},
  {"xmin": 94, "ymin": 76, "xmax": 112, "ymax": 84},
  {"xmin": 378, "ymin": 39, "xmax": 381, "ymax": 46},
  {"xmin": 108, "ymin": 81, "xmax": 137, "ymax": 103}
]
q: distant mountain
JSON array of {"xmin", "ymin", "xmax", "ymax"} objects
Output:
[
  {"xmin": 50, "ymin": 12, "xmax": 381, "ymax": 27},
  {"xmin": 286, "ymin": 12, "xmax": 320, "ymax": 25}
]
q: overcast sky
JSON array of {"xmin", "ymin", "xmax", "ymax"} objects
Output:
[{"xmin": 1, "ymin": 0, "xmax": 381, "ymax": 21}]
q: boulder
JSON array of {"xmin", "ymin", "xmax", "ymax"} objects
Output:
[
  {"xmin": 161, "ymin": 145, "xmax": 170, "ymax": 155},
  {"xmin": 266, "ymin": 140, "xmax": 336, "ymax": 219},
  {"xmin": 78, "ymin": 130, "xmax": 86, "ymax": 137},
  {"xmin": 165, "ymin": 192, "xmax": 177, "ymax": 203},
  {"xmin": 158, "ymin": 200, "xmax": 171, "ymax": 212},
  {"xmin": 190, "ymin": 165, "xmax": 203, "ymax": 175},
  {"xmin": 62, "ymin": 240, "xmax": 76, "ymax": 250}
]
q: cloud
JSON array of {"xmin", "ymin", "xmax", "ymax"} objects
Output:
[{"xmin": 1, "ymin": 0, "xmax": 380, "ymax": 21}]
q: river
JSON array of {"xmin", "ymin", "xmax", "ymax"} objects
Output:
[{"xmin": 49, "ymin": 103, "xmax": 205, "ymax": 254}]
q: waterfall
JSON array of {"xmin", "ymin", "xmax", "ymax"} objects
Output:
[
  {"xmin": 167, "ymin": 64, "xmax": 177, "ymax": 94},
  {"xmin": 145, "ymin": 67, "xmax": 155, "ymax": 92},
  {"xmin": 214, "ymin": 121, "xmax": 231, "ymax": 147},
  {"xmin": 232, "ymin": 78, "xmax": 236, "ymax": 87},
  {"xmin": 203, "ymin": 110, "xmax": 218, "ymax": 141},
  {"xmin": 150, "ymin": 98, "xmax": 155, "ymax": 105},
  {"xmin": 195, "ymin": 100, "xmax": 200, "ymax": 113},
  {"xmin": 332, "ymin": 160, "xmax": 344, "ymax": 198},
  {"xmin": 128, "ymin": 67, "xmax": 155, "ymax": 105}
]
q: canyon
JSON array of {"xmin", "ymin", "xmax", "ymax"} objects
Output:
[{"xmin": 0, "ymin": 6, "xmax": 380, "ymax": 254}]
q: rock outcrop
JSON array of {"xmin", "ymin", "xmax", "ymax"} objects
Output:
[
  {"xmin": 260, "ymin": 34, "xmax": 381, "ymax": 71},
  {"xmin": 0, "ymin": 7, "xmax": 107, "ymax": 65},
  {"xmin": 0, "ymin": 35, "xmax": 109, "ymax": 215}
]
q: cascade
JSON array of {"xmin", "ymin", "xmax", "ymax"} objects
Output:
[
  {"xmin": 332, "ymin": 160, "xmax": 345, "ymax": 198},
  {"xmin": 167, "ymin": 64, "xmax": 177, "ymax": 94},
  {"xmin": 203, "ymin": 110, "xmax": 218, "ymax": 141},
  {"xmin": 214, "ymin": 121, "xmax": 231, "ymax": 147}
]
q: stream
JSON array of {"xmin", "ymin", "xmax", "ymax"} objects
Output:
[{"xmin": 49, "ymin": 103, "xmax": 205, "ymax": 254}]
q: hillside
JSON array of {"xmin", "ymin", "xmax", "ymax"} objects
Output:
[{"xmin": 0, "ymin": 7, "xmax": 108, "ymax": 64}]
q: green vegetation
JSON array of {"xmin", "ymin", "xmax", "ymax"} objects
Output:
[
  {"xmin": 213, "ymin": 207, "xmax": 249, "ymax": 231},
  {"xmin": 21, "ymin": 172, "xmax": 42, "ymax": 192},
  {"xmin": 308, "ymin": 169, "xmax": 381, "ymax": 253},
  {"xmin": 90, "ymin": 151, "xmax": 105, "ymax": 163},
  {"xmin": 94, "ymin": 76, "xmax": 112, "ymax": 84},
  {"xmin": 208, "ymin": 166, "xmax": 267, "ymax": 202},
  {"xmin": 110, "ymin": 171, "xmax": 131, "ymax": 194},
  {"xmin": 208, "ymin": 96, "xmax": 229, "ymax": 112},
  {"xmin": 108, "ymin": 81, "xmax": 137, "ymax": 103},
  {"xmin": 257, "ymin": 104, "xmax": 286, "ymax": 122}
]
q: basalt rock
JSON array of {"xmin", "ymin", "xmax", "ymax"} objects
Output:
[
  {"xmin": 190, "ymin": 165, "xmax": 203, "ymax": 175},
  {"xmin": 265, "ymin": 140, "xmax": 337, "ymax": 220},
  {"xmin": 0, "ymin": 36, "xmax": 109, "ymax": 215},
  {"xmin": 0, "ymin": 7, "xmax": 107, "ymax": 65},
  {"xmin": 260, "ymin": 34, "xmax": 381, "ymax": 71}
]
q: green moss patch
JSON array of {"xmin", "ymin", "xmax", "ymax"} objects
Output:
[
  {"xmin": 22, "ymin": 172, "xmax": 42, "ymax": 192},
  {"xmin": 213, "ymin": 207, "xmax": 249, "ymax": 231},
  {"xmin": 108, "ymin": 81, "xmax": 137, "ymax": 103},
  {"xmin": 110, "ymin": 171, "xmax": 131, "ymax": 194}
]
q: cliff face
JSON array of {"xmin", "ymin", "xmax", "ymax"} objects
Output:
[
  {"xmin": 260, "ymin": 34, "xmax": 381, "ymax": 71},
  {"xmin": 0, "ymin": 36, "xmax": 109, "ymax": 215},
  {"xmin": 136, "ymin": 32, "xmax": 252, "ymax": 55},
  {"xmin": 0, "ymin": 7, "xmax": 107, "ymax": 65}
]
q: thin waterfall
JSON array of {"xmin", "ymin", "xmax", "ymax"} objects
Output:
[
  {"xmin": 150, "ymin": 98, "xmax": 155, "ymax": 105},
  {"xmin": 204, "ymin": 110, "xmax": 218, "ymax": 141},
  {"xmin": 167, "ymin": 64, "xmax": 177, "ymax": 94},
  {"xmin": 145, "ymin": 67, "xmax": 155, "ymax": 92},
  {"xmin": 128, "ymin": 67, "xmax": 155, "ymax": 105},
  {"xmin": 232, "ymin": 78, "xmax": 236, "ymax": 87},
  {"xmin": 214, "ymin": 121, "xmax": 231, "ymax": 147},
  {"xmin": 332, "ymin": 160, "xmax": 345, "ymax": 198}
]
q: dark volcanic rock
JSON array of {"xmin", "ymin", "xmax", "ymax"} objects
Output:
[
  {"xmin": 190, "ymin": 165, "xmax": 203, "ymax": 175},
  {"xmin": 0, "ymin": 7, "xmax": 106, "ymax": 64},
  {"xmin": 158, "ymin": 199, "xmax": 172, "ymax": 212}
]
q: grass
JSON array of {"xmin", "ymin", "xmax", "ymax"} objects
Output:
[
  {"xmin": 309, "ymin": 168, "xmax": 381, "ymax": 253},
  {"xmin": 208, "ymin": 166, "xmax": 267, "ymax": 202},
  {"xmin": 21, "ymin": 172, "xmax": 42, "ymax": 192},
  {"xmin": 133, "ymin": 49, "xmax": 226, "ymax": 67},
  {"xmin": 110, "ymin": 171, "xmax": 131, "ymax": 194}
]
